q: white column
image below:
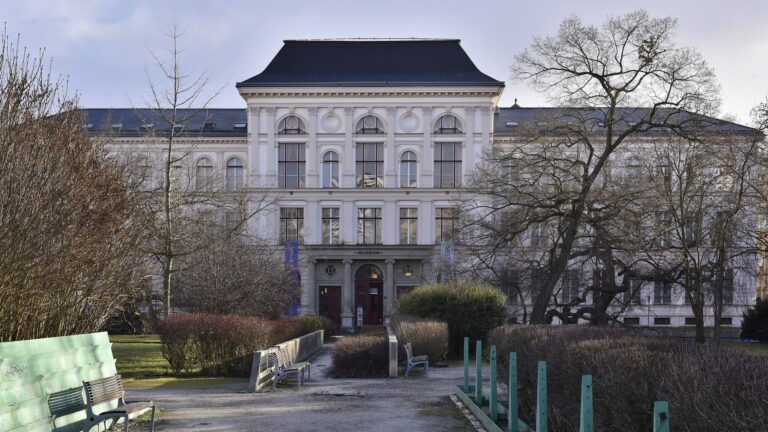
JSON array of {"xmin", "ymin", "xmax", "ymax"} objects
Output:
[
  {"xmin": 342, "ymin": 200, "xmax": 356, "ymax": 244},
  {"xmin": 265, "ymin": 108, "xmax": 276, "ymax": 187},
  {"xmin": 341, "ymin": 259, "xmax": 354, "ymax": 330},
  {"xmin": 385, "ymin": 107, "xmax": 396, "ymax": 187},
  {"xmin": 305, "ymin": 201, "xmax": 318, "ymax": 244},
  {"xmin": 383, "ymin": 200, "xmax": 398, "ymax": 245},
  {"xmin": 464, "ymin": 107, "xmax": 475, "ymax": 172},
  {"xmin": 306, "ymin": 107, "xmax": 318, "ymax": 187},
  {"xmin": 421, "ymin": 107, "xmax": 433, "ymax": 187},
  {"xmin": 247, "ymin": 107, "xmax": 260, "ymax": 186},
  {"xmin": 343, "ymin": 107, "xmax": 355, "ymax": 188},
  {"xmin": 303, "ymin": 259, "xmax": 316, "ymax": 315},
  {"xmin": 419, "ymin": 200, "xmax": 433, "ymax": 245},
  {"xmin": 384, "ymin": 259, "xmax": 395, "ymax": 318}
]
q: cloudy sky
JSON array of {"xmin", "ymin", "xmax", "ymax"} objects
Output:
[{"xmin": 5, "ymin": 0, "xmax": 767, "ymax": 123}]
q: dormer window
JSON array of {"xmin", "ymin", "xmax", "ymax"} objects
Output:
[
  {"xmin": 111, "ymin": 123, "xmax": 123, "ymax": 129},
  {"xmin": 278, "ymin": 115, "xmax": 306, "ymax": 134},
  {"xmin": 233, "ymin": 123, "xmax": 247, "ymax": 129},
  {"xmin": 203, "ymin": 122, "xmax": 216, "ymax": 130},
  {"xmin": 434, "ymin": 115, "xmax": 462, "ymax": 134},
  {"xmin": 356, "ymin": 115, "xmax": 384, "ymax": 134}
]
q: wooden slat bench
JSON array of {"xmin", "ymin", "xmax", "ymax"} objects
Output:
[
  {"xmin": 82, "ymin": 375, "xmax": 155, "ymax": 432},
  {"xmin": 48, "ymin": 387, "xmax": 86, "ymax": 432}
]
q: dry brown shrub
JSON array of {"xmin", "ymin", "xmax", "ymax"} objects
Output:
[
  {"xmin": 330, "ymin": 335, "xmax": 389, "ymax": 377},
  {"xmin": 393, "ymin": 319, "xmax": 449, "ymax": 364}
]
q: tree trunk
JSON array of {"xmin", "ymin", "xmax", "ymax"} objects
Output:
[
  {"xmin": 692, "ymin": 298, "xmax": 706, "ymax": 343},
  {"xmin": 529, "ymin": 219, "xmax": 580, "ymax": 323}
]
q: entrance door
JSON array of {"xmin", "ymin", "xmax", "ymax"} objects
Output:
[
  {"xmin": 318, "ymin": 286, "xmax": 341, "ymax": 328},
  {"xmin": 354, "ymin": 264, "xmax": 384, "ymax": 326}
]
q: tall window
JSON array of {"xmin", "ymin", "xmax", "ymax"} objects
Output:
[
  {"xmin": 322, "ymin": 151, "xmax": 340, "ymax": 188},
  {"xmin": 226, "ymin": 157, "xmax": 244, "ymax": 191},
  {"xmin": 278, "ymin": 115, "xmax": 306, "ymax": 134},
  {"xmin": 655, "ymin": 211, "xmax": 673, "ymax": 248},
  {"xmin": 135, "ymin": 157, "xmax": 153, "ymax": 191},
  {"xmin": 278, "ymin": 143, "xmax": 306, "ymax": 188},
  {"xmin": 434, "ymin": 143, "xmax": 462, "ymax": 187},
  {"xmin": 503, "ymin": 269, "xmax": 521, "ymax": 305},
  {"xmin": 684, "ymin": 211, "xmax": 702, "ymax": 246},
  {"xmin": 195, "ymin": 157, "xmax": 213, "ymax": 191},
  {"xmin": 723, "ymin": 268, "xmax": 734, "ymax": 304},
  {"xmin": 280, "ymin": 207, "xmax": 304, "ymax": 244},
  {"xmin": 356, "ymin": 143, "xmax": 384, "ymax": 188},
  {"xmin": 563, "ymin": 270, "xmax": 580, "ymax": 303},
  {"xmin": 654, "ymin": 280, "xmax": 672, "ymax": 305},
  {"xmin": 357, "ymin": 208, "xmax": 382, "ymax": 245},
  {"xmin": 322, "ymin": 208, "xmax": 340, "ymax": 245},
  {"xmin": 400, "ymin": 151, "xmax": 417, "ymax": 188},
  {"xmin": 434, "ymin": 114, "xmax": 462, "ymax": 134},
  {"xmin": 356, "ymin": 115, "xmax": 384, "ymax": 134},
  {"xmin": 399, "ymin": 208, "xmax": 418, "ymax": 245},
  {"xmin": 624, "ymin": 278, "xmax": 643, "ymax": 305},
  {"xmin": 435, "ymin": 207, "xmax": 458, "ymax": 244}
]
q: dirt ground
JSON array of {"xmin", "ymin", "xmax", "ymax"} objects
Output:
[{"xmin": 125, "ymin": 344, "xmax": 476, "ymax": 431}]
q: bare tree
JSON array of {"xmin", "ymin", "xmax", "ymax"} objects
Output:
[
  {"xmin": 469, "ymin": 10, "xmax": 721, "ymax": 324},
  {"xmin": 0, "ymin": 30, "xmax": 147, "ymax": 341}
]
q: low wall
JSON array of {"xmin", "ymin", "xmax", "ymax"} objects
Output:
[
  {"xmin": 248, "ymin": 330, "xmax": 324, "ymax": 392},
  {"xmin": 0, "ymin": 332, "xmax": 118, "ymax": 432}
]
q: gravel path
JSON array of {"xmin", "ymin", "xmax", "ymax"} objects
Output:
[{"xmin": 125, "ymin": 343, "xmax": 475, "ymax": 431}]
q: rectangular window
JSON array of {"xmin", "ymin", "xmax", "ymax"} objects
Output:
[
  {"xmin": 504, "ymin": 270, "xmax": 521, "ymax": 305},
  {"xmin": 655, "ymin": 211, "xmax": 673, "ymax": 248},
  {"xmin": 624, "ymin": 278, "xmax": 643, "ymax": 305},
  {"xmin": 434, "ymin": 142, "xmax": 462, "ymax": 188},
  {"xmin": 684, "ymin": 211, "xmax": 701, "ymax": 246},
  {"xmin": 654, "ymin": 317, "xmax": 671, "ymax": 326},
  {"xmin": 357, "ymin": 208, "xmax": 382, "ymax": 244},
  {"xmin": 723, "ymin": 268, "xmax": 734, "ymax": 304},
  {"xmin": 356, "ymin": 143, "xmax": 384, "ymax": 188},
  {"xmin": 279, "ymin": 207, "xmax": 304, "ymax": 244},
  {"xmin": 624, "ymin": 317, "xmax": 640, "ymax": 325},
  {"xmin": 685, "ymin": 317, "xmax": 697, "ymax": 325},
  {"xmin": 278, "ymin": 143, "xmax": 306, "ymax": 188},
  {"xmin": 399, "ymin": 208, "xmax": 418, "ymax": 245},
  {"xmin": 720, "ymin": 317, "xmax": 733, "ymax": 326},
  {"xmin": 562, "ymin": 270, "xmax": 580, "ymax": 304},
  {"xmin": 435, "ymin": 208, "xmax": 458, "ymax": 244},
  {"xmin": 322, "ymin": 208, "xmax": 340, "ymax": 245},
  {"xmin": 654, "ymin": 280, "xmax": 672, "ymax": 305}
]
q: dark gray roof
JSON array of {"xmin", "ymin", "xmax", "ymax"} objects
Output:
[
  {"xmin": 237, "ymin": 39, "xmax": 504, "ymax": 88},
  {"xmin": 494, "ymin": 107, "xmax": 756, "ymax": 135},
  {"xmin": 78, "ymin": 108, "xmax": 247, "ymax": 137}
]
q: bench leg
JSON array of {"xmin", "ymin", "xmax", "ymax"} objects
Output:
[{"xmin": 124, "ymin": 414, "xmax": 129, "ymax": 432}]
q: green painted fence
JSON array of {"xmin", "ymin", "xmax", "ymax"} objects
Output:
[
  {"xmin": 454, "ymin": 337, "xmax": 671, "ymax": 432},
  {"xmin": 0, "ymin": 332, "xmax": 118, "ymax": 431}
]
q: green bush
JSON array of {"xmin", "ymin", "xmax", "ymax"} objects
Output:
[
  {"xmin": 489, "ymin": 325, "xmax": 768, "ymax": 431},
  {"xmin": 392, "ymin": 319, "xmax": 449, "ymax": 364},
  {"xmin": 741, "ymin": 298, "xmax": 768, "ymax": 341},
  {"xmin": 330, "ymin": 335, "xmax": 389, "ymax": 377},
  {"xmin": 395, "ymin": 282, "xmax": 507, "ymax": 353}
]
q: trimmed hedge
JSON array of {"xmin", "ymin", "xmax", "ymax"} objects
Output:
[
  {"xmin": 392, "ymin": 318, "xmax": 449, "ymax": 364},
  {"xmin": 158, "ymin": 313, "xmax": 326, "ymax": 376},
  {"xmin": 489, "ymin": 325, "xmax": 768, "ymax": 432},
  {"xmin": 395, "ymin": 282, "xmax": 507, "ymax": 353},
  {"xmin": 330, "ymin": 335, "xmax": 389, "ymax": 377},
  {"xmin": 741, "ymin": 298, "xmax": 768, "ymax": 341}
]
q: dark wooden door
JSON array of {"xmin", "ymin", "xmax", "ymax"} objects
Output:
[
  {"xmin": 355, "ymin": 281, "xmax": 383, "ymax": 326},
  {"xmin": 318, "ymin": 286, "xmax": 341, "ymax": 328}
]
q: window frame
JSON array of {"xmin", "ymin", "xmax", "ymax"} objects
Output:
[
  {"xmin": 321, "ymin": 207, "xmax": 340, "ymax": 245},
  {"xmin": 279, "ymin": 207, "xmax": 304, "ymax": 245},
  {"xmin": 277, "ymin": 115, "xmax": 306, "ymax": 135},
  {"xmin": 434, "ymin": 142, "xmax": 463, "ymax": 188},
  {"xmin": 433, "ymin": 114, "xmax": 463, "ymax": 134},
  {"xmin": 278, "ymin": 143, "xmax": 306, "ymax": 189},
  {"xmin": 322, "ymin": 151, "xmax": 340, "ymax": 188},
  {"xmin": 195, "ymin": 157, "xmax": 214, "ymax": 191},
  {"xmin": 399, "ymin": 150, "xmax": 418, "ymax": 188},
  {"xmin": 357, "ymin": 207, "xmax": 382, "ymax": 245},
  {"xmin": 434, "ymin": 207, "xmax": 458, "ymax": 244},
  {"xmin": 356, "ymin": 115, "xmax": 385, "ymax": 134},
  {"xmin": 399, "ymin": 208, "xmax": 418, "ymax": 245},
  {"xmin": 355, "ymin": 143, "xmax": 384, "ymax": 188},
  {"xmin": 225, "ymin": 157, "xmax": 245, "ymax": 192}
]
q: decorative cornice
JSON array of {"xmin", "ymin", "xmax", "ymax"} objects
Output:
[
  {"xmin": 240, "ymin": 89, "xmax": 502, "ymax": 98},
  {"xmin": 99, "ymin": 136, "xmax": 248, "ymax": 145}
]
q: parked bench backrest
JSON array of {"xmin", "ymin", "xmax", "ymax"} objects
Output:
[
  {"xmin": 404, "ymin": 343, "xmax": 414, "ymax": 361},
  {"xmin": 84, "ymin": 375, "xmax": 124, "ymax": 406},
  {"xmin": 275, "ymin": 349, "xmax": 291, "ymax": 369},
  {"xmin": 49, "ymin": 387, "xmax": 86, "ymax": 418}
]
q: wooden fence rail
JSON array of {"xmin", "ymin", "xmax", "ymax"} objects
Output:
[{"xmin": 454, "ymin": 337, "xmax": 671, "ymax": 432}]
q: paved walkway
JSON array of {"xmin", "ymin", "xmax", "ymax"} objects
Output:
[{"xmin": 126, "ymin": 343, "xmax": 475, "ymax": 431}]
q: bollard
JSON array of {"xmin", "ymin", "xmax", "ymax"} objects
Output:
[
  {"xmin": 475, "ymin": 340, "xmax": 483, "ymax": 404},
  {"xmin": 579, "ymin": 375, "xmax": 593, "ymax": 432},
  {"xmin": 490, "ymin": 345, "xmax": 498, "ymax": 421},
  {"xmin": 536, "ymin": 360, "xmax": 547, "ymax": 432},
  {"xmin": 653, "ymin": 401, "xmax": 670, "ymax": 432},
  {"xmin": 463, "ymin": 337, "xmax": 469, "ymax": 393},
  {"xmin": 507, "ymin": 352, "xmax": 518, "ymax": 432}
]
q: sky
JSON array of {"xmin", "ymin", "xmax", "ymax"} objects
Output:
[{"xmin": 4, "ymin": 0, "xmax": 767, "ymax": 124}]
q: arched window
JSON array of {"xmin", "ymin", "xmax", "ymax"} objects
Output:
[
  {"xmin": 399, "ymin": 151, "xmax": 417, "ymax": 188},
  {"xmin": 322, "ymin": 151, "xmax": 340, "ymax": 188},
  {"xmin": 226, "ymin": 157, "xmax": 244, "ymax": 191},
  {"xmin": 195, "ymin": 157, "xmax": 213, "ymax": 191},
  {"xmin": 278, "ymin": 115, "xmax": 306, "ymax": 134},
  {"xmin": 356, "ymin": 115, "xmax": 384, "ymax": 134},
  {"xmin": 434, "ymin": 114, "xmax": 462, "ymax": 134}
]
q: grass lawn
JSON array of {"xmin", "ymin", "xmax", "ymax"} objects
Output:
[
  {"xmin": 724, "ymin": 341, "xmax": 768, "ymax": 356},
  {"xmin": 109, "ymin": 334, "xmax": 170, "ymax": 379}
]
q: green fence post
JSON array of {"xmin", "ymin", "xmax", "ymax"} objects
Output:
[
  {"xmin": 463, "ymin": 337, "xmax": 469, "ymax": 393},
  {"xmin": 507, "ymin": 352, "xmax": 518, "ymax": 432},
  {"xmin": 580, "ymin": 375, "xmax": 594, "ymax": 432},
  {"xmin": 475, "ymin": 340, "xmax": 483, "ymax": 404},
  {"xmin": 536, "ymin": 360, "xmax": 547, "ymax": 432},
  {"xmin": 490, "ymin": 345, "xmax": 498, "ymax": 421},
  {"xmin": 653, "ymin": 401, "xmax": 670, "ymax": 432}
]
